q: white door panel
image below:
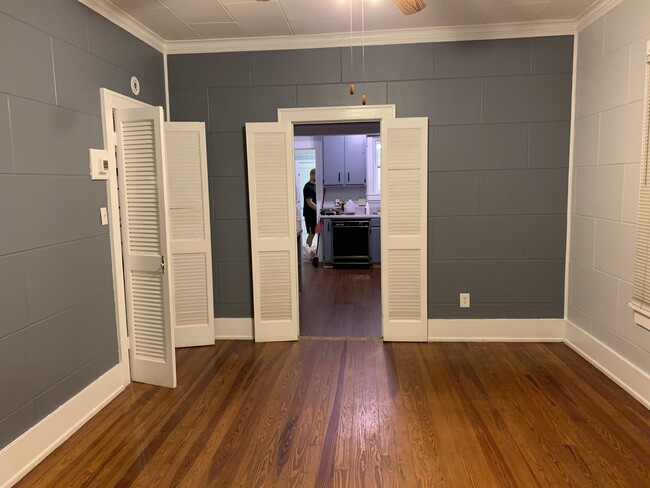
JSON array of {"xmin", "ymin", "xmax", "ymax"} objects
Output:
[
  {"xmin": 381, "ymin": 118, "xmax": 428, "ymax": 342},
  {"xmin": 245, "ymin": 122, "xmax": 299, "ymax": 342},
  {"xmin": 164, "ymin": 122, "xmax": 215, "ymax": 348},
  {"xmin": 115, "ymin": 106, "xmax": 177, "ymax": 387}
]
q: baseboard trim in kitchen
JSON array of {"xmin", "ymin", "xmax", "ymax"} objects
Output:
[
  {"xmin": 214, "ymin": 318, "xmax": 254, "ymax": 340},
  {"xmin": 428, "ymin": 318, "xmax": 566, "ymax": 342}
]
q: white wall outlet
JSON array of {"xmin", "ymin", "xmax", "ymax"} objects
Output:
[{"xmin": 460, "ymin": 293, "xmax": 470, "ymax": 308}]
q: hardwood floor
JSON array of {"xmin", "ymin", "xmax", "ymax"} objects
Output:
[
  {"xmin": 15, "ymin": 341, "xmax": 649, "ymax": 487},
  {"xmin": 299, "ymin": 263, "xmax": 381, "ymax": 338}
]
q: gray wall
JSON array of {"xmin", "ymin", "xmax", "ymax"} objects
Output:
[
  {"xmin": 569, "ymin": 0, "xmax": 650, "ymax": 375},
  {"xmin": 169, "ymin": 36, "xmax": 573, "ymax": 320},
  {"xmin": 0, "ymin": 0, "xmax": 164, "ymax": 449}
]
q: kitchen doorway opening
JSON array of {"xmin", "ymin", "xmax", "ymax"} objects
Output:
[
  {"xmin": 294, "ymin": 123, "xmax": 382, "ymax": 339},
  {"xmin": 246, "ymin": 105, "xmax": 427, "ymax": 343}
]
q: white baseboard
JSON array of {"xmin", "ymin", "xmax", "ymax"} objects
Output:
[
  {"xmin": 428, "ymin": 318, "xmax": 565, "ymax": 342},
  {"xmin": 0, "ymin": 366, "xmax": 126, "ymax": 488},
  {"xmin": 214, "ymin": 317, "xmax": 254, "ymax": 340},
  {"xmin": 564, "ymin": 321, "xmax": 650, "ymax": 409}
]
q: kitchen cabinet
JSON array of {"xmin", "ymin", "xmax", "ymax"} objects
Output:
[
  {"xmin": 322, "ymin": 218, "xmax": 333, "ymax": 263},
  {"xmin": 369, "ymin": 218, "xmax": 381, "ymax": 264},
  {"xmin": 323, "ymin": 135, "xmax": 366, "ymax": 186},
  {"xmin": 344, "ymin": 135, "xmax": 366, "ymax": 185},
  {"xmin": 323, "ymin": 136, "xmax": 345, "ymax": 185}
]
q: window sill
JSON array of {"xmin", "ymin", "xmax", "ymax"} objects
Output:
[{"xmin": 628, "ymin": 302, "xmax": 650, "ymax": 331}]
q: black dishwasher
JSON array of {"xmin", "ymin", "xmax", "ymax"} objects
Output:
[{"xmin": 332, "ymin": 219, "xmax": 370, "ymax": 266}]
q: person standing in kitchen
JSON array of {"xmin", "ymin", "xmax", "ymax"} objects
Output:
[{"xmin": 303, "ymin": 168, "xmax": 317, "ymax": 248}]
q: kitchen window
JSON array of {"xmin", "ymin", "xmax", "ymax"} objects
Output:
[{"xmin": 366, "ymin": 135, "xmax": 381, "ymax": 199}]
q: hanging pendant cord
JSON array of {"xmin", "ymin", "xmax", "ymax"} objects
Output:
[{"xmin": 362, "ymin": 0, "xmax": 365, "ymax": 84}]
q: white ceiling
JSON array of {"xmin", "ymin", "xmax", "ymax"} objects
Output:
[{"xmin": 83, "ymin": 0, "xmax": 611, "ymax": 52}]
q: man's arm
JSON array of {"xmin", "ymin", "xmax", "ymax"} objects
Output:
[{"xmin": 306, "ymin": 197, "xmax": 317, "ymax": 211}]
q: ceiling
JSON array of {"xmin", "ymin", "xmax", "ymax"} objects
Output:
[{"xmin": 83, "ymin": 0, "xmax": 609, "ymax": 52}]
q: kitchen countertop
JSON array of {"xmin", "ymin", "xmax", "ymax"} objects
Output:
[{"xmin": 319, "ymin": 214, "xmax": 380, "ymax": 220}]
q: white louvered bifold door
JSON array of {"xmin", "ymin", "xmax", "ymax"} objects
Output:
[
  {"xmin": 245, "ymin": 122, "xmax": 299, "ymax": 342},
  {"xmin": 380, "ymin": 117, "xmax": 428, "ymax": 342},
  {"xmin": 164, "ymin": 122, "xmax": 215, "ymax": 348},
  {"xmin": 115, "ymin": 107, "xmax": 176, "ymax": 388}
]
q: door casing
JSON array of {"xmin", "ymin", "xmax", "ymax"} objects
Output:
[{"xmin": 274, "ymin": 105, "xmax": 428, "ymax": 340}]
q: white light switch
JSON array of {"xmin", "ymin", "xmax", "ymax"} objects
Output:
[{"xmin": 100, "ymin": 207, "xmax": 108, "ymax": 226}]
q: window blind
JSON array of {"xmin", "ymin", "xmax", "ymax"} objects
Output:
[{"xmin": 632, "ymin": 47, "xmax": 650, "ymax": 312}]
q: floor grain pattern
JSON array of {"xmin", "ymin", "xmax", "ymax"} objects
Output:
[
  {"xmin": 299, "ymin": 264, "xmax": 381, "ymax": 338},
  {"xmin": 15, "ymin": 341, "xmax": 650, "ymax": 488}
]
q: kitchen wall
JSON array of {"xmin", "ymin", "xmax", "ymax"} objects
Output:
[
  {"xmin": 168, "ymin": 36, "xmax": 573, "ymax": 320},
  {"xmin": 569, "ymin": 0, "xmax": 650, "ymax": 374},
  {"xmin": 0, "ymin": 0, "xmax": 165, "ymax": 449}
]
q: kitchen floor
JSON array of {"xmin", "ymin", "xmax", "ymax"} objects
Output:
[{"xmin": 299, "ymin": 263, "xmax": 381, "ymax": 338}]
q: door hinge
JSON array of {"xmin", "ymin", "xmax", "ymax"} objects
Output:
[{"xmin": 161, "ymin": 255, "xmax": 165, "ymax": 274}]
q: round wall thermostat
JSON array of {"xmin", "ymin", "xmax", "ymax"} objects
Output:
[{"xmin": 130, "ymin": 76, "xmax": 140, "ymax": 96}]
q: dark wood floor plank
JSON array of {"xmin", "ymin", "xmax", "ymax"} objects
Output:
[
  {"xmin": 512, "ymin": 344, "xmax": 650, "ymax": 487},
  {"xmin": 418, "ymin": 343, "xmax": 501, "ymax": 488},
  {"xmin": 33, "ymin": 345, "xmax": 220, "ymax": 488},
  {"xmin": 379, "ymin": 344, "xmax": 417, "ymax": 486},
  {"xmin": 15, "ymin": 341, "xmax": 650, "ymax": 488},
  {"xmin": 299, "ymin": 266, "xmax": 381, "ymax": 338},
  {"xmin": 278, "ymin": 341, "xmax": 344, "ymax": 488},
  {"xmin": 128, "ymin": 342, "xmax": 261, "ymax": 487},
  {"xmin": 88, "ymin": 343, "xmax": 242, "ymax": 487},
  {"xmin": 465, "ymin": 344, "xmax": 592, "ymax": 487},
  {"xmin": 392, "ymin": 343, "xmax": 451, "ymax": 487}
]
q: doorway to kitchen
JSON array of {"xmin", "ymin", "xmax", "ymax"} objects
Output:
[
  {"xmin": 295, "ymin": 123, "xmax": 382, "ymax": 338},
  {"xmin": 245, "ymin": 105, "xmax": 428, "ymax": 343}
]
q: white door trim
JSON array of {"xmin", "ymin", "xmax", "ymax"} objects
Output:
[
  {"xmin": 275, "ymin": 105, "xmax": 427, "ymax": 340},
  {"xmin": 278, "ymin": 105, "xmax": 396, "ymax": 124},
  {"xmin": 100, "ymin": 88, "xmax": 152, "ymax": 386}
]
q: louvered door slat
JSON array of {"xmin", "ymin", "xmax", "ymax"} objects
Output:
[
  {"xmin": 246, "ymin": 122, "xmax": 298, "ymax": 342},
  {"xmin": 164, "ymin": 122, "xmax": 214, "ymax": 347},
  {"xmin": 116, "ymin": 106, "xmax": 176, "ymax": 387},
  {"xmin": 381, "ymin": 118, "xmax": 428, "ymax": 341}
]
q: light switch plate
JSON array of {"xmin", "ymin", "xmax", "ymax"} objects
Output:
[
  {"xmin": 100, "ymin": 207, "xmax": 108, "ymax": 226},
  {"xmin": 460, "ymin": 293, "xmax": 470, "ymax": 308}
]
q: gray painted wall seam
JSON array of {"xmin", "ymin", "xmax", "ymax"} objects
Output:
[
  {"xmin": 6, "ymin": 95, "xmax": 16, "ymax": 173},
  {"xmin": 50, "ymin": 36, "xmax": 58, "ymax": 106}
]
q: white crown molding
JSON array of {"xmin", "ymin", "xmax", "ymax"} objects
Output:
[
  {"xmin": 80, "ymin": 0, "xmax": 576, "ymax": 55},
  {"xmin": 575, "ymin": 0, "xmax": 625, "ymax": 32},
  {"xmin": 164, "ymin": 20, "xmax": 576, "ymax": 54},
  {"xmin": 79, "ymin": 0, "xmax": 166, "ymax": 53}
]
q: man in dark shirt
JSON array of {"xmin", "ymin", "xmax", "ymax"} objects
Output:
[{"xmin": 303, "ymin": 168, "xmax": 317, "ymax": 247}]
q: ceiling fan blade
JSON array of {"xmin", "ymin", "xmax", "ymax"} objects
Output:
[{"xmin": 393, "ymin": 0, "xmax": 426, "ymax": 15}]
